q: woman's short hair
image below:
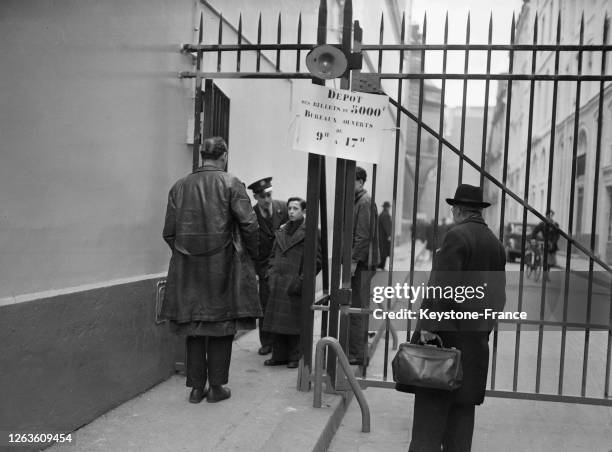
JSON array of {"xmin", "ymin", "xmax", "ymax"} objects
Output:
[
  {"xmin": 200, "ymin": 136, "xmax": 227, "ymax": 159},
  {"xmin": 287, "ymin": 197, "xmax": 306, "ymax": 210}
]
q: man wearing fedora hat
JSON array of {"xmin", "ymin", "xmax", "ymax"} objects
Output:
[
  {"xmin": 408, "ymin": 183, "xmax": 506, "ymax": 452},
  {"xmin": 247, "ymin": 177, "xmax": 288, "ymax": 356}
]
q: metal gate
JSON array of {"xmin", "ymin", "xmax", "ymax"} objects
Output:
[
  {"xmin": 180, "ymin": 0, "xmax": 612, "ymax": 406},
  {"xmin": 189, "ymin": 17, "xmax": 231, "ymax": 173}
]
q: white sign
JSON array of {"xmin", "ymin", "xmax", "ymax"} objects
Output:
[{"xmin": 292, "ymin": 85, "xmax": 390, "ymax": 163}]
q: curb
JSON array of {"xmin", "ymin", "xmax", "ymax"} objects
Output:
[{"xmin": 312, "ymin": 392, "xmax": 353, "ymax": 452}]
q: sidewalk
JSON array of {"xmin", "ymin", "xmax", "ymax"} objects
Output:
[
  {"xmin": 330, "ymin": 386, "xmax": 612, "ymax": 451},
  {"xmin": 331, "ymin": 329, "xmax": 612, "ymax": 451},
  {"xmin": 48, "ymin": 330, "xmax": 344, "ymax": 452},
  {"xmin": 43, "ymin": 239, "xmax": 426, "ymax": 452}
]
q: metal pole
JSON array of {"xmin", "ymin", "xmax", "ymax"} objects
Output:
[{"xmin": 298, "ymin": 0, "xmax": 327, "ymax": 392}]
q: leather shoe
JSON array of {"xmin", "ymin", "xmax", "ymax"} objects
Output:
[
  {"xmin": 258, "ymin": 345, "xmax": 272, "ymax": 355},
  {"xmin": 286, "ymin": 361, "xmax": 299, "ymax": 369},
  {"xmin": 188, "ymin": 387, "xmax": 207, "ymax": 404},
  {"xmin": 264, "ymin": 358, "xmax": 289, "ymax": 366},
  {"xmin": 207, "ymin": 385, "xmax": 231, "ymax": 403}
]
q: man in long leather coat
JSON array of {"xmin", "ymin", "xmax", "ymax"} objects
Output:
[
  {"xmin": 161, "ymin": 137, "xmax": 260, "ymax": 404},
  {"xmin": 247, "ymin": 177, "xmax": 288, "ymax": 356},
  {"xmin": 408, "ymin": 184, "xmax": 506, "ymax": 451}
]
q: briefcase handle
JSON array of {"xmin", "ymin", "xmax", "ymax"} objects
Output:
[{"xmin": 419, "ymin": 333, "xmax": 444, "ymax": 348}]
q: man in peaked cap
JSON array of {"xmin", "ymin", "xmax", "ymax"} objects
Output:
[
  {"xmin": 406, "ymin": 183, "xmax": 506, "ymax": 452},
  {"xmin": 248, "ymin": 177, "xmax": 289, "ymax": 356}
]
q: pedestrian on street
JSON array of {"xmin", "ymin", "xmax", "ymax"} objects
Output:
[
  {"xmin": 161, "ymin": 136, "xmax": 261, "ymax": 404},
  {"xmin": 530, "ymin": 209, "xmax": 560, "ymax": 278},
  {"xmin": 248, "ymin": 177, "xmax": 289, "ymax": 356},
  {"xmin": 349, "ymin": 166, "xmax": 379, "ymax": 366},
  {"xmin": 407, "ymin": 184, "xmax": 506, "ymax": 451},
  {"xmin": 262, "ymin": 197, "xmax": 321, "ymax": 368},
  {"xmin": 378, "ymin": 201, "xmax": 392, "ymax": 270}
]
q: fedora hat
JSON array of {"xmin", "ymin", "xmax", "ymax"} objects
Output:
[{"xmin": 446, "ymin": 184, "xmax": 491, "ymax": 208}]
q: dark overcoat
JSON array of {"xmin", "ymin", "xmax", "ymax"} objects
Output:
[
  {"xmin": 531, "ymin": 219, "xmax": 560, "ymax": 252},
  {"xmin": 378, "ymin": 209, "xmax": 392, "ymax": 260},
  {"xmin": 353, "ymin": 188, "xmax": 379, "ymax": 268},
  {"xmin": 262, "ymin": 221, "xmax": 321, "ymax": 335},
  {"xmin": 160, "ymin": 164, "xmax": 262, "ymax": 323},
  {"xmin": 411, "ymin": 216, "xmax": 506, "ymax": 405},
  {"xmin": 254, "ymin": 199, "xmax": 288, "ymax": 274}
]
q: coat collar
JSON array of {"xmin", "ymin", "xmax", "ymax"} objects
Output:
[
  {"xmin": 355, "ymin": 188, "xmax": 368, "ymax": 203},
  {"xmin": 193, "ymin": 163, "xmax": 223, "ymax": 174},
  {"xmin": 275, "ymin": 221, "xmax": 306, "ymax": 252},
  {"xmin": 457, "ymin": 215, "xmax": 487, "ymax": 226}
]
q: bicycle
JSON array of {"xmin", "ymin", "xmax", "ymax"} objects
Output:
[{"xmin": 524, "ymin": 239, "xmax": 544, "ymax": 282}]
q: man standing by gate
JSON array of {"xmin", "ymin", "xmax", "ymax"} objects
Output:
[
  {"xmin": 349, "ymin": 166, "xmax": 379, "ymax": 365},
  {"xmin": 248, "ymin": 177, "xmax": 288, "ymax": 356},
  {"xmin": 161, "ymin": 137, "xmax": 261, "ymax": 404},
  {"xmin": 409, "ymin": 184, "xmax": 506, "ymax": 451}
]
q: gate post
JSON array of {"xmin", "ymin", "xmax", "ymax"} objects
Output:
[
  {"xmin": 329, "ymin": 0, "xmax": 355, "ymax": 391},
  {"xmin": 298, "ymin": 0, "xmax": 328, "ymax": 392}
]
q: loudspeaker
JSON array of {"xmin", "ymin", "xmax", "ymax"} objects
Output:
[{"xmin": 305, "ymin": 45, "xmax": 348, "ymax": 80}]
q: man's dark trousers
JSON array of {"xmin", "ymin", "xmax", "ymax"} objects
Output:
[
  {"xmin": 271, "ymin": 333, "xmax": 301, "ymax": 362},
  {"xmin": 185, "ymin": 335, "xmax": 233, "ymax": 388},
  {"xmin": 409, "ymin": 391, "xmax": 475, "ymax": 452},
  {"xmin": 349, "ymin": 261, "xmax": 372, "ymax": 363}
]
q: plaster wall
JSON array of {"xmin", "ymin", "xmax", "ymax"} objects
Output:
[{"xmin": 0, "ymin": 0, "xmax": 197, "ymax": 298}]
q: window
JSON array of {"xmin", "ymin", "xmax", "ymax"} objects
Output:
[
  {"xmin": 608, "ymin": 18, "xmax": 611, "ymax": 80},
  {"xmin": 576, "ymin": 154, "xmax": 586, "ymax": 177},
  {"xmin": 427, "ymin": 137, "xmax": 435, "ymax": 154},
  {"xmin": 576, "ymin": 187, "xmax": 584, "ymax": 233},
  {"xmin": 607, "ymin": 187, "xmax": 612, "ymax": 241},
  {"xmin": 577, "ymin": 130, "xmax": 587, "ymax": 177},
  {"xmin": 587, "ymin": 40, "xmax": 594, "ymax": 75}
]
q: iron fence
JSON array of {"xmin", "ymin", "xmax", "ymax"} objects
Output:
[{"xmin": 180, "ymin": 0, "xmax": 612, "ymax": 406}]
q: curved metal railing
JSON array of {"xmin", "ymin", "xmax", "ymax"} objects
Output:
[{"xmin": 313, "ymin": 336, "xmax": 370, "ymax": 433}]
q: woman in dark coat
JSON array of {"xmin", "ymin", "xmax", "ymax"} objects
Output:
[{"xmin": 262, "ymin": 197, "xmax": 321, "ymax": 368}]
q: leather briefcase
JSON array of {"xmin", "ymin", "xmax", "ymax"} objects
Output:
[{"xmin": 392, "ymin": 337, "xmax": 462, "ymax": 391}]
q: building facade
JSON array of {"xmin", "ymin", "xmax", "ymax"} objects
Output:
[{"xmin": 487, "ymin": 0, "xmax": 612, "ymax": 261}]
